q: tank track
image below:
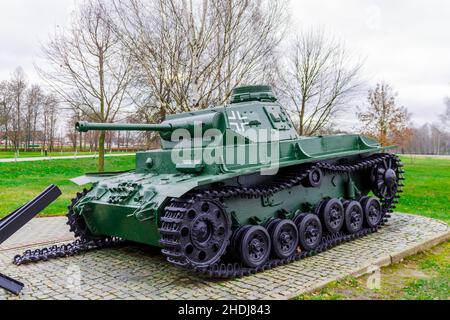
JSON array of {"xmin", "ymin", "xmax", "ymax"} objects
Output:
[
  {"xmin": 13, "ymin": 238, "xmax": 123, "ymax": 266},
  {"xmin": 13, "ymin": 189, "xmax": 123, "ymax": 266},
  {"xmin": 159, "ymin": 153, "xmax": 405, "ymax": 278}
]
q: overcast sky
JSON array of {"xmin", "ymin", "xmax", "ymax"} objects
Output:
[{"xmin": 0, "ymin": 0, "xmax": 449, "ymax": 127}]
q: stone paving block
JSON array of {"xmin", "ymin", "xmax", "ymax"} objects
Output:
[
  {"xmin": 0, "ymin": 217, "xmax": 73, "ymax": 251},
  {"xmin": 0, "ymin": 213, "xmax": 448, "ymax": 300}
]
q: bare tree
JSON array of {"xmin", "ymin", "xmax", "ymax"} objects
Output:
[
  {"xmin": 7, "ymin": 67, "xmax": 28, "ymax": 152},
  {"xmin": 441, "ymin": 99, "xmax": 450, "ymax": 126},
  {"xmin": 439, "ymin": 100, "xmax": 450, "ymax": 153},
  {"xmin": 109, "ymin": 0, "xmax": 287, "ymax": 121},
  {"xmin": 41, "ymin": 94, "xmax": 59, "ymax": 152},
  {"xmin": 38, "ymin": 0, "xmax": 133, "ymax": 171},
  {"xmin": 358, "ymin": 82, "xmax": 410, "ymax": 146},
  {"xmin": 0, "ymin": 80, "xmax": 13, "ymax": 150},
  {"xmin": 407, "ymin": 124, "xmax": 426, "ymax": 155},
  {"xmin": 24, "ymin": 84, "xmax": 44, "ymax": 149},
  {"xmin": 406, "ymin": 122, "xmax": 450, "ymax": 155},
  {"xmin": 66, "ymin": 111, "xmax": 81, "ymax": 150},
  {"xmin": 280, "ymin": 30, "xmax": 363, "ymax": 136},
  {"xmin": 66, "ymin": 110, "xmax": 91, "ymax": 151}
]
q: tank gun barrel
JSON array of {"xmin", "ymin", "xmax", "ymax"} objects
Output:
[{"xmin": 76, "ymin": 121, "xmax": 173, "ymax": 133}]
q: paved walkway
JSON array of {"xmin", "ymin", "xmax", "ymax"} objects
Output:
[
  {"xmin": 0, "ymin": 153, "xmax": 134, "ymax": 163},
  {"xmin": 0, "ymin": 213, "xmax": 448, "ymax": 300},
  {"xmin": 0, "ymin": 217, "xmax": 72, "ymax": 251},
  {"xmin": 401, "ymin": 154, "xmax": 450, "ymax": 160}
]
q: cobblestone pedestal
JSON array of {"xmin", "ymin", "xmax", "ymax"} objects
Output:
[{"xmin": 0, "ymin": 213, "xmax": 448, "ymax": 300}]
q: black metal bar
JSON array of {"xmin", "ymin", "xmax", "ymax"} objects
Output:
[
  {"xmin": 0, "ymin": 273, "xmax": 24, "ymax": 295},
  {"xmin": 0, "ymin": 184, "xmax": 62, "ymax": 245},
  {"xmin": 0, "ymin": 185, "xmax": 62, "ymax": 295}
]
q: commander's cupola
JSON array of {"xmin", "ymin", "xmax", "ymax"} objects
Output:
[{"xmin": 230, "ymin": 85, "xmax": 278, "ymax": 104}]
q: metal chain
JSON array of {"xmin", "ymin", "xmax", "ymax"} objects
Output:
[
  {"xmin": 13, "ymin": 237, "xmax": 124, "ymax": 266},
  {"xmin": 13, "ymin": 188, "xmax": 125, "ymax": 266}
]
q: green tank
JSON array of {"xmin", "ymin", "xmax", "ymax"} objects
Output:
[{"xmin": 70, "ymin": 85, "xmax": 404, "ymax": 277}]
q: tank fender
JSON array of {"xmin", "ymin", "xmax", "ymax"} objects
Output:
[{"xmin": 70, "ymin": 171, "xmax": 132, "ymax": 186}]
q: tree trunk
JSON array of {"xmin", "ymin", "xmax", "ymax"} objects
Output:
[
  {"xmin": 4, "ymin": 125, "xmax": 8, "ymax": 151},
  {"xmin": 299, "ymin": 100, "xmax": 306, "ymax": 136},
  {"xmin": 98, "ymin": 47, "xmax": 106, "ymax": 172},
  {"xmin": 98, "ymin": 131, "xmax": 105, "ymax": 172}
]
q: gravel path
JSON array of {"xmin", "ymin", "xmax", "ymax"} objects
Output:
[{"xmin": 0, "ymin": 153, "xmax": 134, "ymax": 163}]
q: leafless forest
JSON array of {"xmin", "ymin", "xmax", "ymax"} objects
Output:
[{"xmin": 0, "ymin": 0, "xmax": 449, "ymax": 168}]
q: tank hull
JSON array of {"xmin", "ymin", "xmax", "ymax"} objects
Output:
[{"xmin": 73, "ymin": 134, "xmax": 386, "ymax": 247}]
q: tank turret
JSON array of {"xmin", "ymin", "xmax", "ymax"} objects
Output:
[{"xmin": 76, "ymin": 86, "xmax": 299, "ymax": 147}]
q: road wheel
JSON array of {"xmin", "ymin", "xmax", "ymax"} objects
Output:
[
  {"xmin": 319, "ymin": 198, "xmax": 345, "ymax": 233},
  {"xmin": 344, "ymin": 201, "xmax": 364, "ymax": 234},
  {"xmin": 269, "ymin": 219, "xmax": 298, "ymax": 259},
  {"xmin": 361, "ymin": 197, "xmax": 382, "ymax": 228},
  {"xmin": 237, "ymin": 225, "xmax": 271, "ymax": 268},
  {"xmin": 297, "ymin": 213, "xmax": 322, "ymax": 251}
]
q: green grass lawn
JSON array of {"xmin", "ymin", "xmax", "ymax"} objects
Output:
[
  {"xmin": 0, "ymin": 153, "xmax": 448, "ymax": 299},
  {"xmin": 397, "ymin": 156, "xmax": 450, "ymax": 223},
  {"xmin": 0, "ymin": 156, "xmax": 135, "ymax": 217},
  {"xmin": 296, "ymin": 240, "xmax": 449, "ymax": 300}
]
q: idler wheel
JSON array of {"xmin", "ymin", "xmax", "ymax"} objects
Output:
[
  {"xmin": 319, "ymin": 198, "xmax": 345, "ymax": 233},
  {"xmin": 268, "ymin": 219, "xmax": 299, "ymax": 259},
  {"xmin": 296, "ymin": 213, "xmax": 322, "ymax": 251},
  {"xmin": 343, "ymin": 201, "xmax": 364, "ymax": 234},
  {"xmin": 371, "ymin": 157, "xmax": 399, "ymax": 200},
  {"xmin": 67, "ymin": 189, "xmax": 107, "ymax": 241},
  {"xmin": 237, "ymin": 225, "xmax": 271, "ymax": 268},
  {"xmin": 179, "ymin": 200, "xmax": 231, "ymax": 268},
  {"xmin": 361, "ymin": 197, "xmax": 382, "ymax": 228}
]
